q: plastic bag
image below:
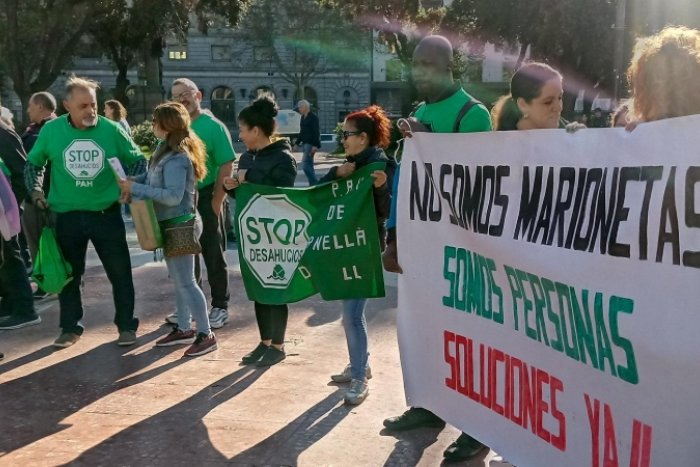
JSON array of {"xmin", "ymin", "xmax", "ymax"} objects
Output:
[{"xmin": 32, "ymin": 226, "xmax": 73, "ymax": 294}]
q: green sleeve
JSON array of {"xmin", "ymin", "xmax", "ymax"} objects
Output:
[
  {"xmin": 116, "ymin": 126, "xmax": 143, "ymax": 164},
  {"xmin": 0, "ymin": 158, "xmax": 9, "ymax": 177},
  {"xmin": 459, "ymin": 104, "xmax": 493, "ymax": 133},
  {"xmin": 27, "ymin": 127, "xmax": 49, "ymax": 166},
  {"xmin": 212, "ymin": 123, "xmax": 236, "ymax": 165}
]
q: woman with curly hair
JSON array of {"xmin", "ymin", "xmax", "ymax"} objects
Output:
[
  {"xmin": 627, "ymin": 26, "xmax": 700, "ymax": 123},
  {"xmin": 319, "ymin": 105, "xmax": 397, "ymax": 405},
  {"xmin": 119, "ymin": 102, "xmax": 216, "ymax": 357}
]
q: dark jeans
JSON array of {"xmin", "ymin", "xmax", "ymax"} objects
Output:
[
  {"xmin": 195, "ymin": 184, "xmax": 230, "ymax": 309},
  {"xmin": 254, "ymin": 302, "xmax": 288, "ymax": 345},
  {"xmin": 0, "ymin": 236, "xmax": 35, "ymax": 317},
  {"xmin": 55, "ymin": 205, "xmax": 137, "ymax": 335}
]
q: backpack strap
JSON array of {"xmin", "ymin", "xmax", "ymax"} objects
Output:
[{"xmin": 453, "ymin": 98, "xmax": 483, "ymax": 133}]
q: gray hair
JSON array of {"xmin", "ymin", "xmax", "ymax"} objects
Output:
[
  {"xmin": 65, "ymin": 75, "xmax": 99, "ymax": 99},
  {"xmin": 30, "ymin": 92, "xmax": 57, "ymax": 112},
  {"xmin": 172, "ymin": 78, "xmax": 199, "ymax": 91},
  {"xmin": 297, "ymin": 99, "xmax": 310, "ymax": 109}
]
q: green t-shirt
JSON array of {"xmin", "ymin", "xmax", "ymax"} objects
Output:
[
  {"xmin": 28, "ymin": 115, "xmax": 144, "ymax": 213},
  {"xmin": 191, "ymin": 112, "xmax": 236, "ymax": 189},
  {"xmin": 414, "ymin": 87, "xmax": 493, "ymax": 133}
]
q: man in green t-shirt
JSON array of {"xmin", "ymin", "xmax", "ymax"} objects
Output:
[
  {"xmin": 381, "ymin": 35, "xmax": 492, "ymax": 463},
  {"xmin": 170, "ymin": 78, "xmax": 236, "ymax": 329},
  {"xmin": 25, "ymin": 76, "xmax": 146, "ymax": 349}
]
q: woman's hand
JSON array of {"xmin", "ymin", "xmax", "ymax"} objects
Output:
[
  {"xmin": 223, "ymin": 176, "xmax": 240, "ymax": 190},
  {"xmin": 371, "ymin": 170, "xmax": 387, "ymax": 188},
  {"xmin": 565, "ymin": 122, "xmax": 587, "ymax": 133},
  {"xmin": 625, "ymin": 120, "xmax": 640, "ymax": 132},
  {"xmin": 336, "ymin": 161, "xmax": 356, "ymax": 178},
  {"xmin": 118, "ymin": 178, "xmax": 133, "ymax": 194}
]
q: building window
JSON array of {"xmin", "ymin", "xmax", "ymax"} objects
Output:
[
  {"xmin": 211, "ymin": 45, "xmax": 231, "ymax": 61},
  {"xmin": 253, "ymin": 47, "xmax": 273, "ymax": 62},
  {"xmin": 211, "ymin": 86, "xmax": 236, "ymax": 125},
  {"xmin": 168, "ymin": 47, "xmax": 188, "ymax": 60}
]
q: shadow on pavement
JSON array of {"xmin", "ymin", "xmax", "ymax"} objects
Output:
[
  {"xmin": 229, "ymin": 389, "xmax": 348, "ymax": 465},
  {"xmin": 62, "ymin": 366, "xmax": 265, "ymax": 466},
  {"xmin": 0, "ymin": 329, "xmax": 184, "ymax": 456}
]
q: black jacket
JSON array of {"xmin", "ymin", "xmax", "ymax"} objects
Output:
[
  {"xmin": 320, "ymin": 146, "xmax": 397, "ymax": 249},
  {"xmin": 21, "ymin": 115, "xmax": 55, "ymax": 193},
  {"xmin": 295, "ymin": 112, "xmax": 321, "ymax": 148},
  {"xmin": 0, "ymin": 121, "xmax": 28, "ymax": 202},
  {"xmin": 233, "ymin": 139, "xmax": 297, "ymax": 189}
]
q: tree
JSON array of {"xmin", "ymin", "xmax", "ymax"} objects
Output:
[
  {"xmin": 89, "ymin": 0, "xmax": 248, "ymax": 104},
  {"xmin": 0, "ymin": 0, "xmax": 93, "ymax": 121},
  {"xmin": 240, "ymin": 0, "xmax": 369, "ymax": 100}
]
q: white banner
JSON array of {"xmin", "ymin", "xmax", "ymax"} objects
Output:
[{"xmin": 396, "ymin": 115, "xmax": 700, "ymax": 467}]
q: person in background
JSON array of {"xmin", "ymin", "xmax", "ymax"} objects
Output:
[
  {"xmin": 104, "ymin": 100, "xmax": 131, "ymax": 135},
  {"xmin": 170, "ymin": 78, "xmax": 235, "ymax": 329},
  {"xmin": 381, "ymin": 35, "xmax": 493, "ymax": 464},
  {"xmin": 0, "ymin": 121, "xmax": 41, "ymax": 330},
  {"xmin": 491, "ymin": 62, "xmax": 565, "ymax": 131},
  {"xmin": 22, "ymin": 91, "xmax": 58, "ymax": 300},
  {"xmin": 294, "ymin": 99, "xmax": 321, "ymax": 185},
  {"xmin": 0, "ymin": 107, "xmax": 14, "ymax": 129},
  {"xmin": 318, "ymin": 105, "xmax": 395, "ymax": 405},
  {"xmin": 223, "ymin": 96, "xmax": 296, "ymax": 367},
  {"xmin": 119, "ymin": 102, "xmax": 216, "ymax": 357},
  {"xmin": 627, "ymin": 26, "xmax": 700, "ymax": 124}
]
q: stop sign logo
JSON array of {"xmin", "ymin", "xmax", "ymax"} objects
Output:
[
  {"xmin": 63, "ymin": 140, "xmax": 105, "ymax": 180},
  {"xmin": 238, "ymin": 194, "xmax": 311, "ymax": 288}
]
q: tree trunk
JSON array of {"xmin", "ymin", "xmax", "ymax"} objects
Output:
[{"xmin": 114, "ymin": 62, "xmax": 131, "ymax": 107}]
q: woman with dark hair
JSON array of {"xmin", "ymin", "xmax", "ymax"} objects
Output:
[
  {"xmin": 318, "ymin": 105, "xmax": 396, "ymax": 405},
  {"xmin": 119, "ymin": 102, "xmax": 216, "ymax": 356},
  {"xmin": 104, "ymin": 99, "xmax": 131, "ymax": 135},
  {"xmin": 491, "ymin": 62, "xmax": 565, "ymax": 131},
  {"xmin": 223, "ymin": 96, "xmax": 297, "ymax": 367}
]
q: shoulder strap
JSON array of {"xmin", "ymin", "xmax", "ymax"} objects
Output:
[{"xmin": 453, "ymin": 98, "xmax": 483, "ymax": 133}]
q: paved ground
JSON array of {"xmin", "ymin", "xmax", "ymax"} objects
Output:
[{"xmin": 0, "ymin": 156, "xmax": 510, "ymax": 467}]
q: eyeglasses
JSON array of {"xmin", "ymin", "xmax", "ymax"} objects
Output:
[
  {"xmin": 171, "ymin": 90, "xmax": 195, "ymax": 101},
  {"xmin": 340, "ymin": 130, "xmax": 362, "ymax": 139}
]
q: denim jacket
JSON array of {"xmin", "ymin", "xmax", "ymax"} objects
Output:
[{"xmin": 130, "ymin": 151, "xmax": 196, "ymax": 222}]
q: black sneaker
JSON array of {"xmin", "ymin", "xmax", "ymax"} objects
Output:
[
  {"xmin": 241, "ymin": 342, "xmax": 270, "ymax": 365},
  {"xmin": 383, "ymin": 407, "xmax": 446, "ymax": 431},
  {"xmin": 0, "ymin": 314, "xmax": 42, "ymax": 330},
  {"xmin": 256, "ymin": 346, "xmax": 286, "ymax": 367},
  {"xmin": 443, "ymin": 433, "xmax": 488, "ymax": 462},
  {"xmin": 0, "ymin": 352, "xmax": 4, "ymax": 361}
]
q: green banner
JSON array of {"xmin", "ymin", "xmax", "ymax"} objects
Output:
[{"xmin": 235, "ymin": 162, "xmax": 386, "ymax": 304}]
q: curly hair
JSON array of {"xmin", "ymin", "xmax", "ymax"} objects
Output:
[
  {"xmin": 628, "ymin": 26, "xmax": 700, "ymax": 122},
  {"xmin": 152, "ymin": 102, "xmax": 207, "ymax": 181},
  {"xmin": 345, "ymin": 105, "xmax": 391, "ymax": 148}
]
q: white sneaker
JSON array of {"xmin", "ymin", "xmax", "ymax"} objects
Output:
[
  {"xmin": 164, "ymin": 312, "xmax": 178, "ymax": 325},
  {"xmin": 331, "ymin": 363, "xmax": 372, "ymax": 383},
  {"xmin": 344, "ymin": 378, "xmax": 369, "ymax": 405},
  {"xmin": 208, "ymin": 307, "xmax": 230, "ymax": 329}
]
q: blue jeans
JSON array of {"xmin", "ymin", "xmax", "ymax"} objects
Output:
[
  {"xmin": 301, "ymin": 143, "xmax": 317, "ymax": 185},
  {"xmin": 342, "ymin": 298, "xmax": 369, "ymax": 379},
  {"xmin": 166, "ymin": 253, "xmax": 210, "ymax": 335},
  {"xmin": 55, "ymin": 206, "xmax": 137, "ymax": 334}
]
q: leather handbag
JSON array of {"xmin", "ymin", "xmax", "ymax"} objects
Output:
[{"xmin": 163, "ymin": 218, "xmax": 201, "ymax": 257}]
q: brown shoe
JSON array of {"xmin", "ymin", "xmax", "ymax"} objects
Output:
[
  {"xmin": 382, "ymin": 240, "xmax": 403, "ymax": 273},
  {"xmin": 184, "ymin": 332, "xmax": 217, "ymax": 357},
  {"xmin": 156, "ymin": 328, "xmax": 196, "ymax": 347}
]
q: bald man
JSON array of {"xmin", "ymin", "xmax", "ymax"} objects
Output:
[{"xmin": 382, "ymin": 35, "xmax": 493, "ymax": 463}]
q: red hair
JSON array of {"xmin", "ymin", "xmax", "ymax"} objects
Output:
[{"xmin": 345, "ymin": 105, "xmax": 391, "ymax": 149}]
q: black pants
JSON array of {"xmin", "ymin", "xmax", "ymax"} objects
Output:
[
  {"xmin": 254, "ymin": 302, "xmax": 288, "ymax": 345},
  {"xmin": 195, "ymin": 184, "xmax": 230, "ymax": 309},
  {"xmin": 0, "ymin": 236, "xmax": 34, "ymax": 317},
  {"xmin": 55, "ymin": 206, "xmax": 137, "ymax": 335}
]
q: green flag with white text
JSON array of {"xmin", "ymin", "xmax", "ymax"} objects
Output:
[{"xmin": 235, "ymin": 162, "xmax": 386, "ymax": 304}]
